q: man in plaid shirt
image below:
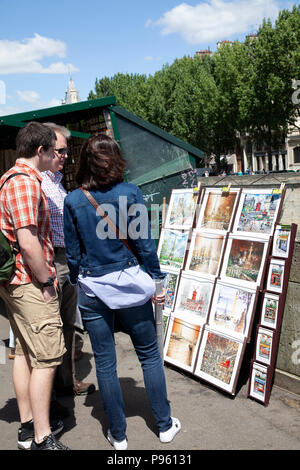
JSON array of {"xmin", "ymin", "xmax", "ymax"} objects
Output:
[
  {"xmin": 42, "ymin": 123, "xmax": 95, "ymax": 399},
  {"xmin": 0, "ymin": 122, "xmax": 69, "ymax": 450}
]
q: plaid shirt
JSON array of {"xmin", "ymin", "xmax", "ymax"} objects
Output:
[
  {"xmin": 0, "ymin": 159, "xmax": 56, "ymax": 285},
  {"xmin": 41, "ymin": 171, "xmax": 67, "ymax": 247}
]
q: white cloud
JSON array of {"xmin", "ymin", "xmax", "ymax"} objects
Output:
[
  {"xmin": 46, "ymin": 98, "xmax": 62, "ymax": 108},
  {"xmin": 17, "ymin": 90, "xmax": 40, "ymax": 103},
  {"xmin": 144, "ymin": 56, "xmax": 153, "ymax": 61},
  {"xmin": 145, "ymin": 19, "xmax": 152, "ymax": 28},
  {"xmin": 0, "ymin": 33, "xmax": 79, "ymax": 74},
  {"xmin": 155, "ymin": 0, "xmax": 280, "ymax": 44}
]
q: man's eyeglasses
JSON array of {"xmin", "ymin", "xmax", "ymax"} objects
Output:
[{"xmin": 54, "ymin": 147, "xmax": 69, "ymax": 155}]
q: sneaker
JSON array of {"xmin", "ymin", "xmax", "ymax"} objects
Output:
[
  {"xmin": 18, "ymin": 419, "xmax": 64, "ymax": 450},
  {"xmin": 31, "ymin": 433, "xmax": 70, "ymax": 450},
  {"xmin": 159, "ymin": 417, "xmax": 181, "ymax": 443},
  {"xmin": 107, "ymin": 430, "xmax": 128, "ymax": 450}
]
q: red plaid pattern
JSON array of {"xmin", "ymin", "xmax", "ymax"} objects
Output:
[{"xmin": 0, "ymin": 159, "xmax": 56, "ymax": 285}]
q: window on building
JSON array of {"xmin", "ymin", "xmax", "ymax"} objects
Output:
[{"xmin": 294, "ymin": 147, "xmax": 300, "ymax": 163}]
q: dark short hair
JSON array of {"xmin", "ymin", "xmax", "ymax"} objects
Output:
[
  {"xmin": 76, "ymin": 133, "xmax": 126, "ymax": 189},
  {"xmin": 16, "ymin": 121, "xmax": 56, "ymax": 158}
]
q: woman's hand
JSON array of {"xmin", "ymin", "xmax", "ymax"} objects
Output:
[{"xmin": 152, "ymin": 287, "xmax": 166, "ymax": 306}]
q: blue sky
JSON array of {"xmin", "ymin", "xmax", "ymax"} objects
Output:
[{"xmin": 0, "ymin": 0, "xmax": 294, "ymax": 116}]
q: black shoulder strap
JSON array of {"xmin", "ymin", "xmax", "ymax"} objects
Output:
[{"xmin": 0, "ymin": 172, "xmax": 29, "ymax": 192}]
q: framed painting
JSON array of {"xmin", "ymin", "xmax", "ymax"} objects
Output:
[
  {"xmin": 208, "ymin": 281, "xmax": 258, "ymax": 341},
  {"xmin": 163, "ymin": 316, "xmax": 203, "ymax": 373},
  {"xmin": 173, "ymin": 273, "xmax": 215, "ymax": 324},
  {"xmin": 232, "ymin": 188, "xmax": 283, "ymax": 239},
  {"xmin": 196, "ymin": 187, "xmax": 240, "ymax": 234},
  {"xmin": 272, "ymin": 225, "xmax": 291, "ymax": 258},
  {"xmin": 161, "ymin": 268, "xmax": 180, "ymax": 313},
  {"xmin": 248, "ymin": 361, "xmax": 270, "ymax": 405},
  {"xmin": 164, "ymin": 188, "xmax": 199, "ymax": 230},
  {"xmin": 194, "ymin": 326, "xmax": 246, "ymax": 395},
  {"xmin": 260, "ymin": 293, "xmax": 280, "ymax": 330},
  {"xmin": 185, "ymin": 230, "xmax": 226, "ymax": 279},
  {"xmin": 266, "ymin": 258, "xmax": 285, "ymax": 294},
  {"xmin": 220, "ymin": 234, "xmax": 270, "ymax": 289},
  {"xmin": 255, "ymin": 326, "xmax": 274, "ymax": 366},
  {"xmin": 157, "ymin": 229, "xmax": 189, "ymax": 271}
]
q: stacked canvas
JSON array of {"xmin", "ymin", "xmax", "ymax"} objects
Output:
[{"xmin": 158, "ymin": 184, "xmax": 288, "ymax": 398}]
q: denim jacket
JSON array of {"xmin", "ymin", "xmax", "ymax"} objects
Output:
[{"xmin": 63, "ymin": 182, "xmax": 164, "ymax": 284}]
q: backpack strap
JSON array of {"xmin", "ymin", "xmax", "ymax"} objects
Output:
[
  {"xmin": 0, "ymin": 172, "xmax": 30, "ymax": 253},
  {"xmin": 0, "ymin": 172, "xmax": 29, "ymax": 192}
]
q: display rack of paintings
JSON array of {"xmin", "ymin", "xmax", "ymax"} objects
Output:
[
  {"xmin": 232, "ymin": 187, "xmax": 285, "ymax": 239},
  {"xmin": 194, "ymin": 326, "xmax": 246, "ymax": 394},
  {"xmin": 220, "ymin": 234, "xmax": 270, "ymax": 290},
  {"xmin": 248, "ymin": 223, "xmax": 297, "ymax": 406},
  {"xmin": 185, "ymin": 231, "xmax": 227, "ymax": 279},
  {"xmin": 196, "ymin": 187, "xmax": 240, "ymax": 234},
  {"xmin": 163, "ymin": 316, "xmax": 204, "ymax": 373},
  {"xmin": 158, "ymin": 183, "xmax": 295, "ymax": 400},
  {"xmin": 207, "ymin": 281, "xmax": 258, "ymax": 341},
  {"xmin": 164, "ymin": 188, "xmax": 200, "ymax": 230}
]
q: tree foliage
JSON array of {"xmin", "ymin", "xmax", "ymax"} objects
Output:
[{"xmin": 88, "ymin": 6, "xmax": 300, "ymax": 172}]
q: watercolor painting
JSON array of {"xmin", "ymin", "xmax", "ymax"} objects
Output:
[
  {"xmin": 162, "ymin": 269, "xmax": 180, "ymax": 312},
  {"xmin": 174, "ymin": 274, "xmax": 214, "ymax": 323},
  {"xmin": 208, "ymin": 282, "xmax": 257, "ymax": 339},
  {"xmin": 195, "ymin": 328, "xmax": 245, "ymax": 394},
  {"xmin": 165, "ymin": 189, "xmax": 198, "ymax": 229},
  {"xmin": 197, "ymin": 189, "xmax": 238, "ymax": 232},
  {"xmin": 164, "ymin": 317, "xmax": 202, "ymax": 372},
  {"xmin": 157, "ymin": 229, "xmax": 189, "ymax": 270},
  {"xmin": 222, "ymin": 236, "xmax": 268, "ymax": 287},
  {"xmin": 185, "ymin": 231, "xmax": 225, "ymax": 278},
  {"xmin": 266, "ymin": 259, "xmax": 285, "ymax": 293},
  {"xmin": 256, "ymin": 327, "xmax": 274, "ymax": 365},
  {"xmin": 260, "ymin": 293, "xmax": 280, "ymax": 329},
  {"xmin": 233, "ymin": 189, "xmax": 281, "ymax": 236},
  {"xmin": 272, "ymin": 225, "xmax": 291, "ymax": 258},
  {"xmin": 249, "ymin": 362, "xmax": 268, "ymax": 402}
]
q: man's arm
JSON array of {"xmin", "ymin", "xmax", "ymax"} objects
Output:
[{"xmin": 16, "ymin": 225, "xmax": 55, "ymax": 301}]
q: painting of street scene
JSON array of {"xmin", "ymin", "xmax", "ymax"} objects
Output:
[
  {"xmin": 174, "ymin": 275, "xmax": 214, "ymax": 322},
  {"xmin": 250, "ymin": 363, "xmax": 267, "ymax": 401},
  {"xmin": 235, "ymin": 191, "xmax": 281, "ymax": 235},
  {"xmin": 197, "ymin": 331, "xmax": 242, "ymax": 387},
  {"xmin": 256, "ymin": 328, "xmax": 273, "ymax": 365},
  {"xmin": 261, "ymin": 294, "xmax": 279, "ymax": 328},
  {"xmin": 272, "ymin": 226, "xmax": 290, "ymax": 258},
  {"xmin": 163, "ymin": 271, "xmax": 179, "ymax": 312},
  {"xmin": 198, "ymin": 191, "xmax": 238, "ymax": 232},
  {"xmin": 158, "ymin": 230, "xmax": 189, "ymax": 270},
  {"xmin": 165, "ymin": 317, "xmax": 201, "ymax": 369},
  {"xmin": 186, "ymin": 232, "xmax": 225, "ymax": 277},
  {"xmin": 166, "ymin": 189, "xmax": 198, "ymax": 229},
  {"xmin": 224, "ymin": 238, "xmax": 265, "ymax": 284},
  {"xmin": 267, "ymin": 260, "xmax": 285, "ymax": 293},
  {"xmin": 209, "ymin": 283, "xmax": 256, "ymax": 338}
]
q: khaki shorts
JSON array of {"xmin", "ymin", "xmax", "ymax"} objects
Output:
[{"xmin": 0, "ymin": 282, "xmax": 66, "ymax": 369}]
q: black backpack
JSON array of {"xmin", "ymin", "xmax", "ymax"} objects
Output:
[{"xmin": 0, "ymin": 173, "xmax": 29, "ymax": 282}]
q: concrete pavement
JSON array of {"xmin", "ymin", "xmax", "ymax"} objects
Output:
[{"xmin": 0, "ymin": 312, "xmax": 300, "ymax": 452}]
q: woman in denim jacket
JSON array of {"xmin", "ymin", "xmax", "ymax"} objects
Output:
[{"xmin": 63, "ymin": 134, "xmax": 180, "ymax": 450}]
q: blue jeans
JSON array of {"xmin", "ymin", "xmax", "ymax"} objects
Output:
[{"xmin": 78, "ymin": 288, "xmax": 172, "ymax": 441}]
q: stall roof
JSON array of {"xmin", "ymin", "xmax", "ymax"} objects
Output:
[{"xmin": 0, "ymin": 96, "xmax": 204, "ymax": 160}]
